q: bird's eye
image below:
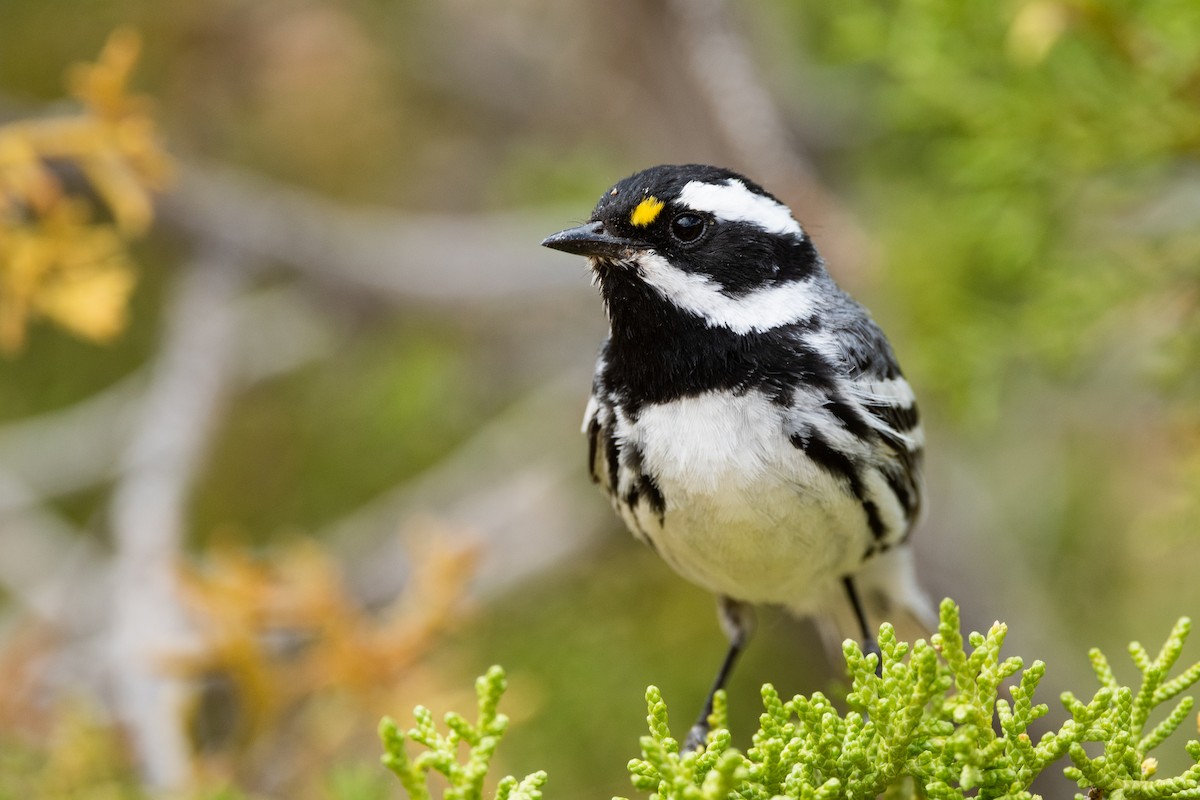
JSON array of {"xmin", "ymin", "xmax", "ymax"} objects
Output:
[{"xmin": 669, "ymin": 213, "xmax": 706, "ymax": 243}]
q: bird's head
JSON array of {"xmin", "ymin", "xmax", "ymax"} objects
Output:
[{"xmin": 541, "ymin": 164, "xmax": 825, "ymax": 335}]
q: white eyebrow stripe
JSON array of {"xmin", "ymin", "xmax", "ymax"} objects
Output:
[
  {"xmin": 633, "ymin": 252, "xmax": 816, "ymax": 333},
  {"xmin": 678, "ymin": 179, "xmax": 804, "ymax": 238}
]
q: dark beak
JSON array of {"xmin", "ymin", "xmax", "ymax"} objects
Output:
[{"xmin": 541, "ymin": 220, "xmax": 645, "ymax": 259}]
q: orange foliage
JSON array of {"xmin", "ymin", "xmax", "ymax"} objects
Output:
[
  {"xmin": 174, "ymin": 533, "xmax": 476, "ymax": 746},
  {"xmin": 0, "ymin": 27, "xmax": 170, "ymax": 353}
]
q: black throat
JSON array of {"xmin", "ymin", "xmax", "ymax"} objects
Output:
[{"xmin": 595, "ymin": 263, "xmax": 833, "ymax": 412}]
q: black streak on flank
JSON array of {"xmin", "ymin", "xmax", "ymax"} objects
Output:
[
  {"xmin": 862, "ymin": 541, "xmax": 893, "ymax": 560},
  {"xmin": 638, "ymin": 472, "xmax": 667, "ymax": 521},
  {"xmin": 876, "ymin": 427, "xmax": 923, "ymax": 505},
  {"xmin": 604, "ymin": 430, "xmax": 620, "ymax": 491},
  {"xmin": 860, "ymin": 499, "xmax": 887, "ymax": 541},
  {"xmin": 789, "ymin": 429, "xmax": 886, "ymax": 542},
  {"xmin": 824, "ymin": 397, "xmax": 877, "ymax": 442},
  {"xmin": 882, "ymin": 465, "xmax": 916, "ymax": 519},
  {"xmin": 789, "ymin": 429, "xmax": 861, "ymax": 494},
  {"xmin": 586, "ymin": 417, "xmax": 602, "ymax": 484},
  {"xmin": 614, "ymin": 446, "xmax": 667, "ymax": 550},
  {"xmin": 864, "ymin": 400, "xmax": 921, "ymax": 433},
  {"xmin": 622, "ymin": 446, "xmax": 668, "ymax": 524}
]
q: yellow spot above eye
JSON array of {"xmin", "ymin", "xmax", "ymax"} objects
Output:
[{"xmin": 630, "ymin": 196, "xmax": 665, "ymax": 227}]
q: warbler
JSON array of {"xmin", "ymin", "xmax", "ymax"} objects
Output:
[{"xmin": 542, "ymin": 164, "xmax": 935, "ymax": 749}]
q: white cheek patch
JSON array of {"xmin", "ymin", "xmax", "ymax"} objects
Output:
[
  {"xmin": 635, "ymin": 252, "xmax": 816, "ymax": 333},
  {"xmin": 678, "ymin": 179, "xmax": 804, "ymax": 239}
]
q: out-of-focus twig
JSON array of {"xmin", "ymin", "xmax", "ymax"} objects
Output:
[
  {"xmin": 158, "ymin": 162, "xmax": 585, "ymax": 302},
  {"xmin": 325, "ymin": 370, "xmax": 615, "ymax": 609},
  {"xmin": 0, "ymin": 282, "xmax": 332, "ymax": 507},
  {"xmin": 0, "ymin": 469, "xmax": 115, "ymax": 712},
  {"xmin": 0, "ymin": 470, "xmax": 106, "ymax": 628},
  {"xmin": 107, "ymin": 251, "xmax": 245, "ymax": 790}
]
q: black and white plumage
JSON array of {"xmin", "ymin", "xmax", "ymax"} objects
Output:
[{"xmin": 543, "ymin": 164, "xmax": 934, "ymax": 748}]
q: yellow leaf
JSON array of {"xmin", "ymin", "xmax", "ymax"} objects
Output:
[
  {"xmin": 0, "ymin": 26, "xmax": 169, "ymax": 353},
  {"xmin": 0, "ymin": 231, "xmax": 52, "ymax": 353},
  {"xmin": 68, "ymin": 27, "xmax": 144, "ymax": 121},
  {"xmin": 32, "ymin": 245, "xmax": 136, "ymax": 343}
]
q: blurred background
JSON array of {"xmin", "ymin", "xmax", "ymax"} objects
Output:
[{"xmin": 1, "ymin": 1, "xmax": 1198, "ymax": 798}]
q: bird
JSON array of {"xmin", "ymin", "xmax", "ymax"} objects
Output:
[{"xmin": 541, "ymin": 164, "xmax": 935, "ymax": 751}]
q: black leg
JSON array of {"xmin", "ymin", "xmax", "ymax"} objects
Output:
[
  {"xmin": 843, "ymin": 576, "xmax": 882, "ymax": 676},
  {"xmin": 683, "ymin": 597, "xmax": 754, "ymax": 752}
]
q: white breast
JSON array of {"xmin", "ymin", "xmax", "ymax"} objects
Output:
[
  {"xmin": 630, "ymin": 391, "xmax": 783, "ymax": 492},
  {"xmin": 614, "ymin": 390, "xmax": 870, "ymax": 610}
]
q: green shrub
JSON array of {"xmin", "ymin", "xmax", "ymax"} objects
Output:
[{"xmin": 382, "ymin": 600, "xmax": 1200, "ymax": 800}]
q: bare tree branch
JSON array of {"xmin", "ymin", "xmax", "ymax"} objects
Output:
[
  {"xmin": 107, "ymin": 251, "xmax": 245, "ymax": 790},
  {"xmin": 0, "ymin": 283, "xmax": 334, "ymax": 507},
  {"xmin": 326, "ymin": 370, "xmax": 615, "ymax": 609},
  {"xmin": 157, "ymin": 162, "xmax": 586, "ymax": 302},
  {"xmin": 0, "ymin": 471, "xmax": 105, "ymax": 625}
]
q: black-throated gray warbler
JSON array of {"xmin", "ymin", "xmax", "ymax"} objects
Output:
[{"xmin": 542, "ymin": 164, "xmax": 935, "ymax": 750}]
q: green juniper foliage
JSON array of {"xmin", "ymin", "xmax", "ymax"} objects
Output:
[
  {"xmin": 380, "ymin": 602, "xmax": 1200, "ymax": 800},
  {"xmin": 782, "ymin": 1, "xmax": 1200, "ymax": 422},
  {"xmin": 379, "ymin": 665, "xmax": 547, "ymax": 800}
]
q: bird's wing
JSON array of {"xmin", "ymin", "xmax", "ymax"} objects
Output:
[{"xmin": 811, "ymin": 312, "xmax": 926, "ymax": 529}]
